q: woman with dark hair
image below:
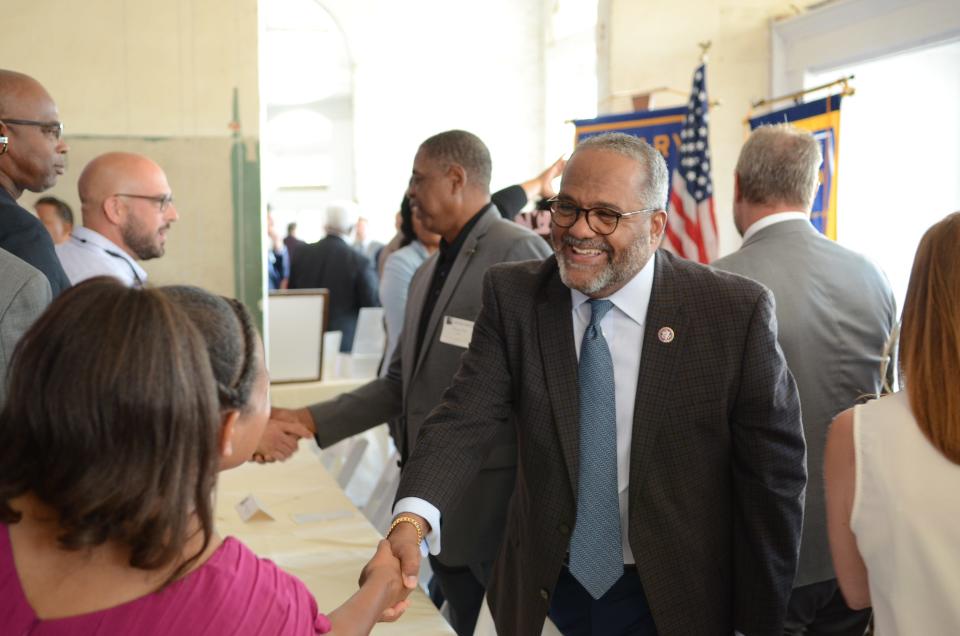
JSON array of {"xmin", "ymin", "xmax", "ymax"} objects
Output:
[
  {"xmin": 378, "ymin": 195, "xmax": 440, "ymax": 375},
  {"xmin": 0, "ymin": 278, "xmax": 406, "ymax": 635},
  {"xmin": 825, "ymin": 212, "xmax": 960, "ymax": 632}
]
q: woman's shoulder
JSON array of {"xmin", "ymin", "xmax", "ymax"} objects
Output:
[{"xmin": 159, "ymin": 537, "xmax": 323, "ymax": 635}]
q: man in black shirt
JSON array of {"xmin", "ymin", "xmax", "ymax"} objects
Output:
[
  {"xmin": 262, "ymin": 130, "xmax": 552, "ymax": 635},
  {"xmin": 0, "ymin": 70, "xmax": 71, "ymax": 296}
]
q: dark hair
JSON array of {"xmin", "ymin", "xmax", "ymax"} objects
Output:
[
  {"xmin": 399, "ymin": 195, "xmax": 415, "ymax": 248},
  {"xmin": 419, "ymin": 129, "xmax": 492, "ymax": 193},
  {"xmin": 287, "ymin": 222, "xmax": 297, "ymax": 234},
  {"xmin": 159, "ymin": 286, "xmax": 260, "ymax": 413},
  {"xmin": 36, "ymin": 196, "xmax": 74, "ymax": 225},
  {"xmin": 0, "ymin": 277, "xmax": 221, "ymax": 583}
]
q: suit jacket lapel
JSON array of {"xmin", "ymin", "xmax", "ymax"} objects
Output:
[
  {"xmin": 413, "ymin": 207, "xmax": 499, "ymax": 378},
  {"xmin": 536, "ymin": 259, "xmax": 581, "ymax": 495},
  {"xmin": 629, "ymin": 251, "xmax": 686, "ymax": 493},
  {"xmin": 402, "ymin": 255, "xmax": 437, "ymax": 387}
]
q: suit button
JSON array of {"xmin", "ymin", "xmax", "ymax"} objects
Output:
[
  {"xmin": 558, "ymin": 523, "xmax": 570, "ymax": 536},
  {"xmin": 539, "ymin": 588, "xmax": 549, "ymax": 601}
]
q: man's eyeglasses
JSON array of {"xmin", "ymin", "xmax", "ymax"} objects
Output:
[
  {"xmin": 114, "ymin": 193, "xmax": 175, "ymax": 213},
  {"xmin": 547, "ymin": 197, "xmax": 659, "ymax": 236},
  {"xmin": 0, "ymin": 118, "xmax": 64, "ymax": 140}
]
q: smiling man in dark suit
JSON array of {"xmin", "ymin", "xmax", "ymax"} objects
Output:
[{"xmin": 379, "ymin": 132, "xmax": 807, "ymax": 635}]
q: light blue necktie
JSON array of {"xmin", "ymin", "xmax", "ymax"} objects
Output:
[{"xmin": 568, "ymin": 298, "xmax": 622, "ymax": 599}]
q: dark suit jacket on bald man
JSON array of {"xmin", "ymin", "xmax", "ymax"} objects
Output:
[{"xmin": 396, "ymin": 250, "xmax": 806, "ymax": 635}]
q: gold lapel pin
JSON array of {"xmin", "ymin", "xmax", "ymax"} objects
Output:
[{"xmin": 658, "ymin": 327, "xmax": 675, "ymax": 343}]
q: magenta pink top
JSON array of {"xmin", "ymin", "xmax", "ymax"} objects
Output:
[{"xmin": 0, "ymin": 524, "xmax": 331, "ymax": 635}]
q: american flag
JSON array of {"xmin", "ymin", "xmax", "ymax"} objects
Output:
[{"xmin": 664, "ymin": 64, "xmax": 718, "ymax": 263}]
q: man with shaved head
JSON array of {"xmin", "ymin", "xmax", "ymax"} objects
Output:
[
  {"xmin": 0, "ymin": 69, "xmax": 71, "ymax": 296},
  {"xmin": 56, "ymin": 152, "xmax": 178, "ymax": 287}
]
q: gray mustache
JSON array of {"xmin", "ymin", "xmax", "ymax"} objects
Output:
[{"xmin": 560, "ymin": 235, "xmax": 610, "ymax": 253}]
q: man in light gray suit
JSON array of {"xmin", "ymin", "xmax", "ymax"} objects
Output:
[
  {"xmin": 1, "ymin": 248, "xmax": 51, "ymax": 405},
  {"xmin": 261, "ymin": 130, "xmax": 552, "ymax": 635},
  {"xmin": 713, "ymin": 124, "xmax": 896, "ymax": 635}
]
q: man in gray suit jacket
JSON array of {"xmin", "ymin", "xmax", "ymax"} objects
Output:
[
  {"xmin": 1, "ymin": 248, "xmax": 51, "ymax": 405},
  {"xmin": 377, "ymin": 133, "xmax": 806, "ymax": 635},
  {"xmin": 261, "ymin": 130, "xmax": 551, "ymax": 635},
  {"xmin": 713, "ymin": 124, "xmax": 896, "ymax": 635}
]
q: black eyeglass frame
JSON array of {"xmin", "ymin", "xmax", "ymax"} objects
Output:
[
  {"xmin": 114, "ymin": 193, "xmax": 175, "ymax": 213},
  {"xmin": 546, "ymin": 197, "xmax": 660, "ymax": 236},
  {"xmin": 0, "ymin": 118, "xmax": 64, "ymax": 140}
]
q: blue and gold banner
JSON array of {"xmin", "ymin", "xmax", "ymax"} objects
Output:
[
  {"xmin": 749, "ymin": 95, "xmax": 842, "ymax": 240},
  {"xmin": 573, "ymin": 107, "xmax": 686, "ymax": 174}
]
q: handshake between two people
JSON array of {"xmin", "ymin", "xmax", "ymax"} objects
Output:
[
  {"xmin": 358, "ymin": 514, "xmax": 430, "ymax": 626},
  {"xmin": 327, "ymin": 514, "xmax": 429, "ymax": 630},
  {"xmin": 250, "ymin": 407, "xmax": 431, "ymax": 629},
  {"xmin": 253, "ymin": 407, "xmax": 315, "ymax": 463}
]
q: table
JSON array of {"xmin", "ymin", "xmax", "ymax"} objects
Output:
[
  {"xmin": 216, "ymin": 440, "xmax": 454, "ymax": 635},
  {"xmin": 271, "ymin": 378, "xmax": 369, "ymax": 408},
  {"xmin": 269, "ymin": 378, "xmax": 395, "ymax": 509}
]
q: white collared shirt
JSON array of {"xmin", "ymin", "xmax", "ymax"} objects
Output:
[
  {"xmin": 56, "ymin": 226, "xmax": 147, "ymax": 287},
  {"xmin": 569, "ymin": 251, "xmax": 655, "ymax": 564},
  {"xmin": 396, "ymin": 253, "xmax": 656, "ymax": 564},
  {"xmin": 741, "ymin": 211, "xmax": 810, "ymax": 243}
]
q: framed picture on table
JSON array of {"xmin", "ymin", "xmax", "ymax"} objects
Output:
[{"xmin": 266, "ymin": 289, "xmax": 329, "ymax": 383}]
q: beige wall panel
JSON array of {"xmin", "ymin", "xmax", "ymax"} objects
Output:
[
  {"xmin": 4, "ymin": 0, "xmax": 259, "ymax": 137},
  {"xmin": 4, "ymin": 0, "xmax": 261, "ymax": 300},
  {"xmin": 606, "ymin": 0, "xmax": 796, "ymax": 257},
  {"xmin": 22, "ymin": 136, "xmax": 244, "ymax": 297}
]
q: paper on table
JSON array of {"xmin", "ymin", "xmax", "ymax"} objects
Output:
[{"xmin": 235, "ymin": 494, "xmax": 275, "ymax": 522}]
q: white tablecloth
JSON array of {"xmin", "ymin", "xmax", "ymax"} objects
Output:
[{"xmin": 216, "ymin": 440, "xmax": 453, "ymax": 635}]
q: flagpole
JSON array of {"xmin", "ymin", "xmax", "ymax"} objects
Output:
[{"xmin": 750, "ymin": 75, "xmax": 855, "ymax": 111}]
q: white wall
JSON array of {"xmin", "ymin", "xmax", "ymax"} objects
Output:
[
  {"xmin": 5, "ymin": 0, "xmax": 260, "ymax": 297},
  {"xmin": 807, "ymin": 40, "xmax": 960, "ymax": 311},
  {"xmin": 296, "ymin": 0, "xmax": 549, "ymax": 242}
]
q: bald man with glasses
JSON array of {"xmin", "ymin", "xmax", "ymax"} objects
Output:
[
  {"xmin": 0, "ymin": 69, "xmax": 71, "ymax": 296},
  {"xmin": 56, "ymin": 152, "xmax": 179, "ymax": 287}
]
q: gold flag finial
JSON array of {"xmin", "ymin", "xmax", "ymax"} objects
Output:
[{"xmin": 698, "ymin": 41, "xmax": 712, "ymax": 63}]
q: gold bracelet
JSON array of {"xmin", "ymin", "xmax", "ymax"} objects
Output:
[{"xmin": 388, "ymin": 515, "xmax": 423, "ymax": 546}]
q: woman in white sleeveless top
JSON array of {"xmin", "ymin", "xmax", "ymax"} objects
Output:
[{"xmin": 825, "ymin": 211, "xmax": 960, "ymax": 635}]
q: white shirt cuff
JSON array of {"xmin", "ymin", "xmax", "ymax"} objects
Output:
[{"xmin": 393, "ymin": 497, "xmax": 442, "ymax": 556}]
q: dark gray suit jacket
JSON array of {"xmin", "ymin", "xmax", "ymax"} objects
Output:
[
  {"xmin": 308, "ymin": 206, "xmax": 551, "ymax": 566},
  {"xmin": 713, "ymin": 219, "xmax": 896, "ymax": 586},
  {"xmin": 398, "ymin": 251, "xmax": 806, "ymax": 636},
  {"xmin": 0, "ymin": 248, "xmax": 52, "ymax": 405}
]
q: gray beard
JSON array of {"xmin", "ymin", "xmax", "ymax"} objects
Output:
[{"xmin": 553, "ymin": 234, "xmax": 646, "ymax": 296}]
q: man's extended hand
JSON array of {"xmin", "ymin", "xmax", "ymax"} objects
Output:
[{"xmin": 253, "ymin": 407, "xmax": 315, "ymax": 463}]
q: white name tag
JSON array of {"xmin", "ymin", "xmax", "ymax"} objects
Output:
[
  {"xmin": 439, "ymin": 316, "xmax": 475, "ymax": 349},
  {"xmin": 235, "ymin": 494, "xmax": 275, "ymax": 522}
]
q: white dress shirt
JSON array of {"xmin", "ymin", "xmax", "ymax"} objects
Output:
[
  {"xmin": 396, "ymin": 253, "xmax": 657, "ymax": 564},
  {"xmin": 56, "ymin": 226, "xmax": 147, "ymax": 287},
  {"xmin": 740, "ymin": 211, "xmax": 809, "ymax": 243}
]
